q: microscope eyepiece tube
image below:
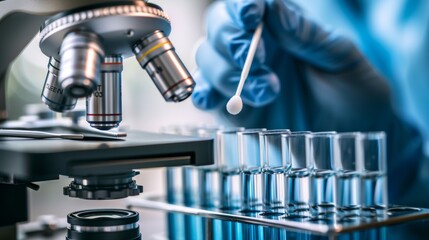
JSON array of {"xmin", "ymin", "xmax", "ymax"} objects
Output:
[
  {"xmin": 67, "ymin": 209, "xmax": 141, "ymax": 240},
  {"xmin": 134, "ymin": 31, "xmax": 195, "ymax": 102},
  {"xmin": 86, "ymin": 56, "xmax": 123, "ymax": 130},
  {"xmin": 59, "ymin": 31, "xmax": 105, "ymax": 98},
  {"xmin": 41, "ymin": 57, "xmax": 77, "ymax": 112}
]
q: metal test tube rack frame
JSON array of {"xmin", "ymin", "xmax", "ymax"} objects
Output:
[{"xmin": 127, "ymin": 196, "xmax": 429, "ymax": 239}]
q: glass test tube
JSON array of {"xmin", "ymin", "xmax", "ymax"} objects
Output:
[
  {"xmin": 178, "ymin": 126, "xmax": 206, "ymax": 240},
  {"xmin": 163, "ymin": 125, "xmax": 213, "ymax": 240},
  {"xmin": 162, "ymin": 126, "xmax": 186, "ymax": 240},
  {"xmin": 217, "ymin": 128, "xmax": 247, "ymax": 240},
  {"xmin": 260, "ymin": 130, "xmax": 290, "ymax": 239},
  {"xmin": 217, "ymin": 128, "xmax": 244, "ymax": 210},
  {"xmin": 198, "ymin": 126, "xmax": 233, "ymax": 240},
  {"xmin": 334, "ymin": 132, "xmax": 363, "ymax": 218},
  {"xmin": 259, "ymin": 130, "xmax": 291, "ymax": 215},
  {"xmin": 164, "ymin": 125, "xmax": 199, "ymax": 205},
  {"xmin": 197, "ymin": 127, "xmax": 222, "ymax": 208},
  {"xmin": 359, "ymin": 132, "xmax": 388, "ymax": 217},
  {"xmin": 309, "ymin": 132, "xmax": 337, "ymax": 216},
  {"xmin": 282, "ymin": 132, "xmax": 312, "ymax": 217},
  {"xmin": 238, "ymin": 129, "xmax": 267, "ymax": 212},
  {"xmin": 173, "ymin": 125, "xmax": 203, "ymax": 207},
  {"xmin": 161, "ymin": 125, "xmax": 187, "ymax": 204}
]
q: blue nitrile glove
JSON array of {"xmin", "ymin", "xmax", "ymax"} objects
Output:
[
  {"xmin": 193, "ymin": 0, "xmax": 390, "ymax": 121},
  {"xmin": 192, "ymin": 0, "xmax": 425, "ymax": 204}
]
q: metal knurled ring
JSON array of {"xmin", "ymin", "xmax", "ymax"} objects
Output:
[
  {"xmin": 63, "ymin": 181, "xmax": 143, "ymax": 199},
  {"xmin": 39, "ymin": 4, "xmax": 170, "ymax": 40}
]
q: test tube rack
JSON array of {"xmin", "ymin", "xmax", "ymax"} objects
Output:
[{"xmin": 127, "ymin": 196, "xmax": 429, "ymax": 239}]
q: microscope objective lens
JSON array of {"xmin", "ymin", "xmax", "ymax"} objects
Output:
[
  {"xmin": 134, "ymin": 31, "xmax": 195, "ymax": 102},
  {"xmin": 86, "ymin": 56, "xmax": 123, "ymax": 130},
  {"xmin": 41, "ymin": 57, "xmax": 77, "ymax": 112},
  {"xmin": 59, "ymin": 31, "xmax": 105, "ymax": 98}
]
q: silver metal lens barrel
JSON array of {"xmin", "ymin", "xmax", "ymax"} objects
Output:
[
  {"xmin": 134, "ymin": 31, "xmax": 195, "ymax": 102},
  {"xmin": 86, "ymin": 56, "xmax": 122, "ymax": 130},
  {"xmin": 41, "ymin": 57, "xmax": 77, "ymax": 112},
  {"xmin": 67, "ymin": 209, "xmax": 141, "ymax": 240},
  {"xmin": 59, "ymin": 31, "xmax": 105, "ymax": 98},
  {"xmin": 70, "ymin": 223, "xmax": 138, "ymax": 233}
]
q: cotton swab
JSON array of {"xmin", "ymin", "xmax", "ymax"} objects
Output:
[{"xmin": 226, "ymin": 22, "xmax": 264, "ymax": 115}]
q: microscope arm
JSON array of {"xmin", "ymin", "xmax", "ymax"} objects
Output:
[{"xmin": 0, "ymin": 0, "xmax": 131, "ymax": 121}]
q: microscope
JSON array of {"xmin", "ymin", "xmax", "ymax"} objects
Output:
[{"xmin": 0, "ymin": 1, "xmax": 213, "ymax": 239}]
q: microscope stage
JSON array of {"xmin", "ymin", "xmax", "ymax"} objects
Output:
[{"xmin": 0, "ymin": 131, "xmax": 213, "ymax": 182}]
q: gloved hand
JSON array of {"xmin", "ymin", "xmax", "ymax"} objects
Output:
[
  {"xmin": 192, "ymin": 0, "xmax": 424, "ymax": 203},
  {"xmin": 192, "ymin": 0, "xmax": 389, "ymax": 115}
]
